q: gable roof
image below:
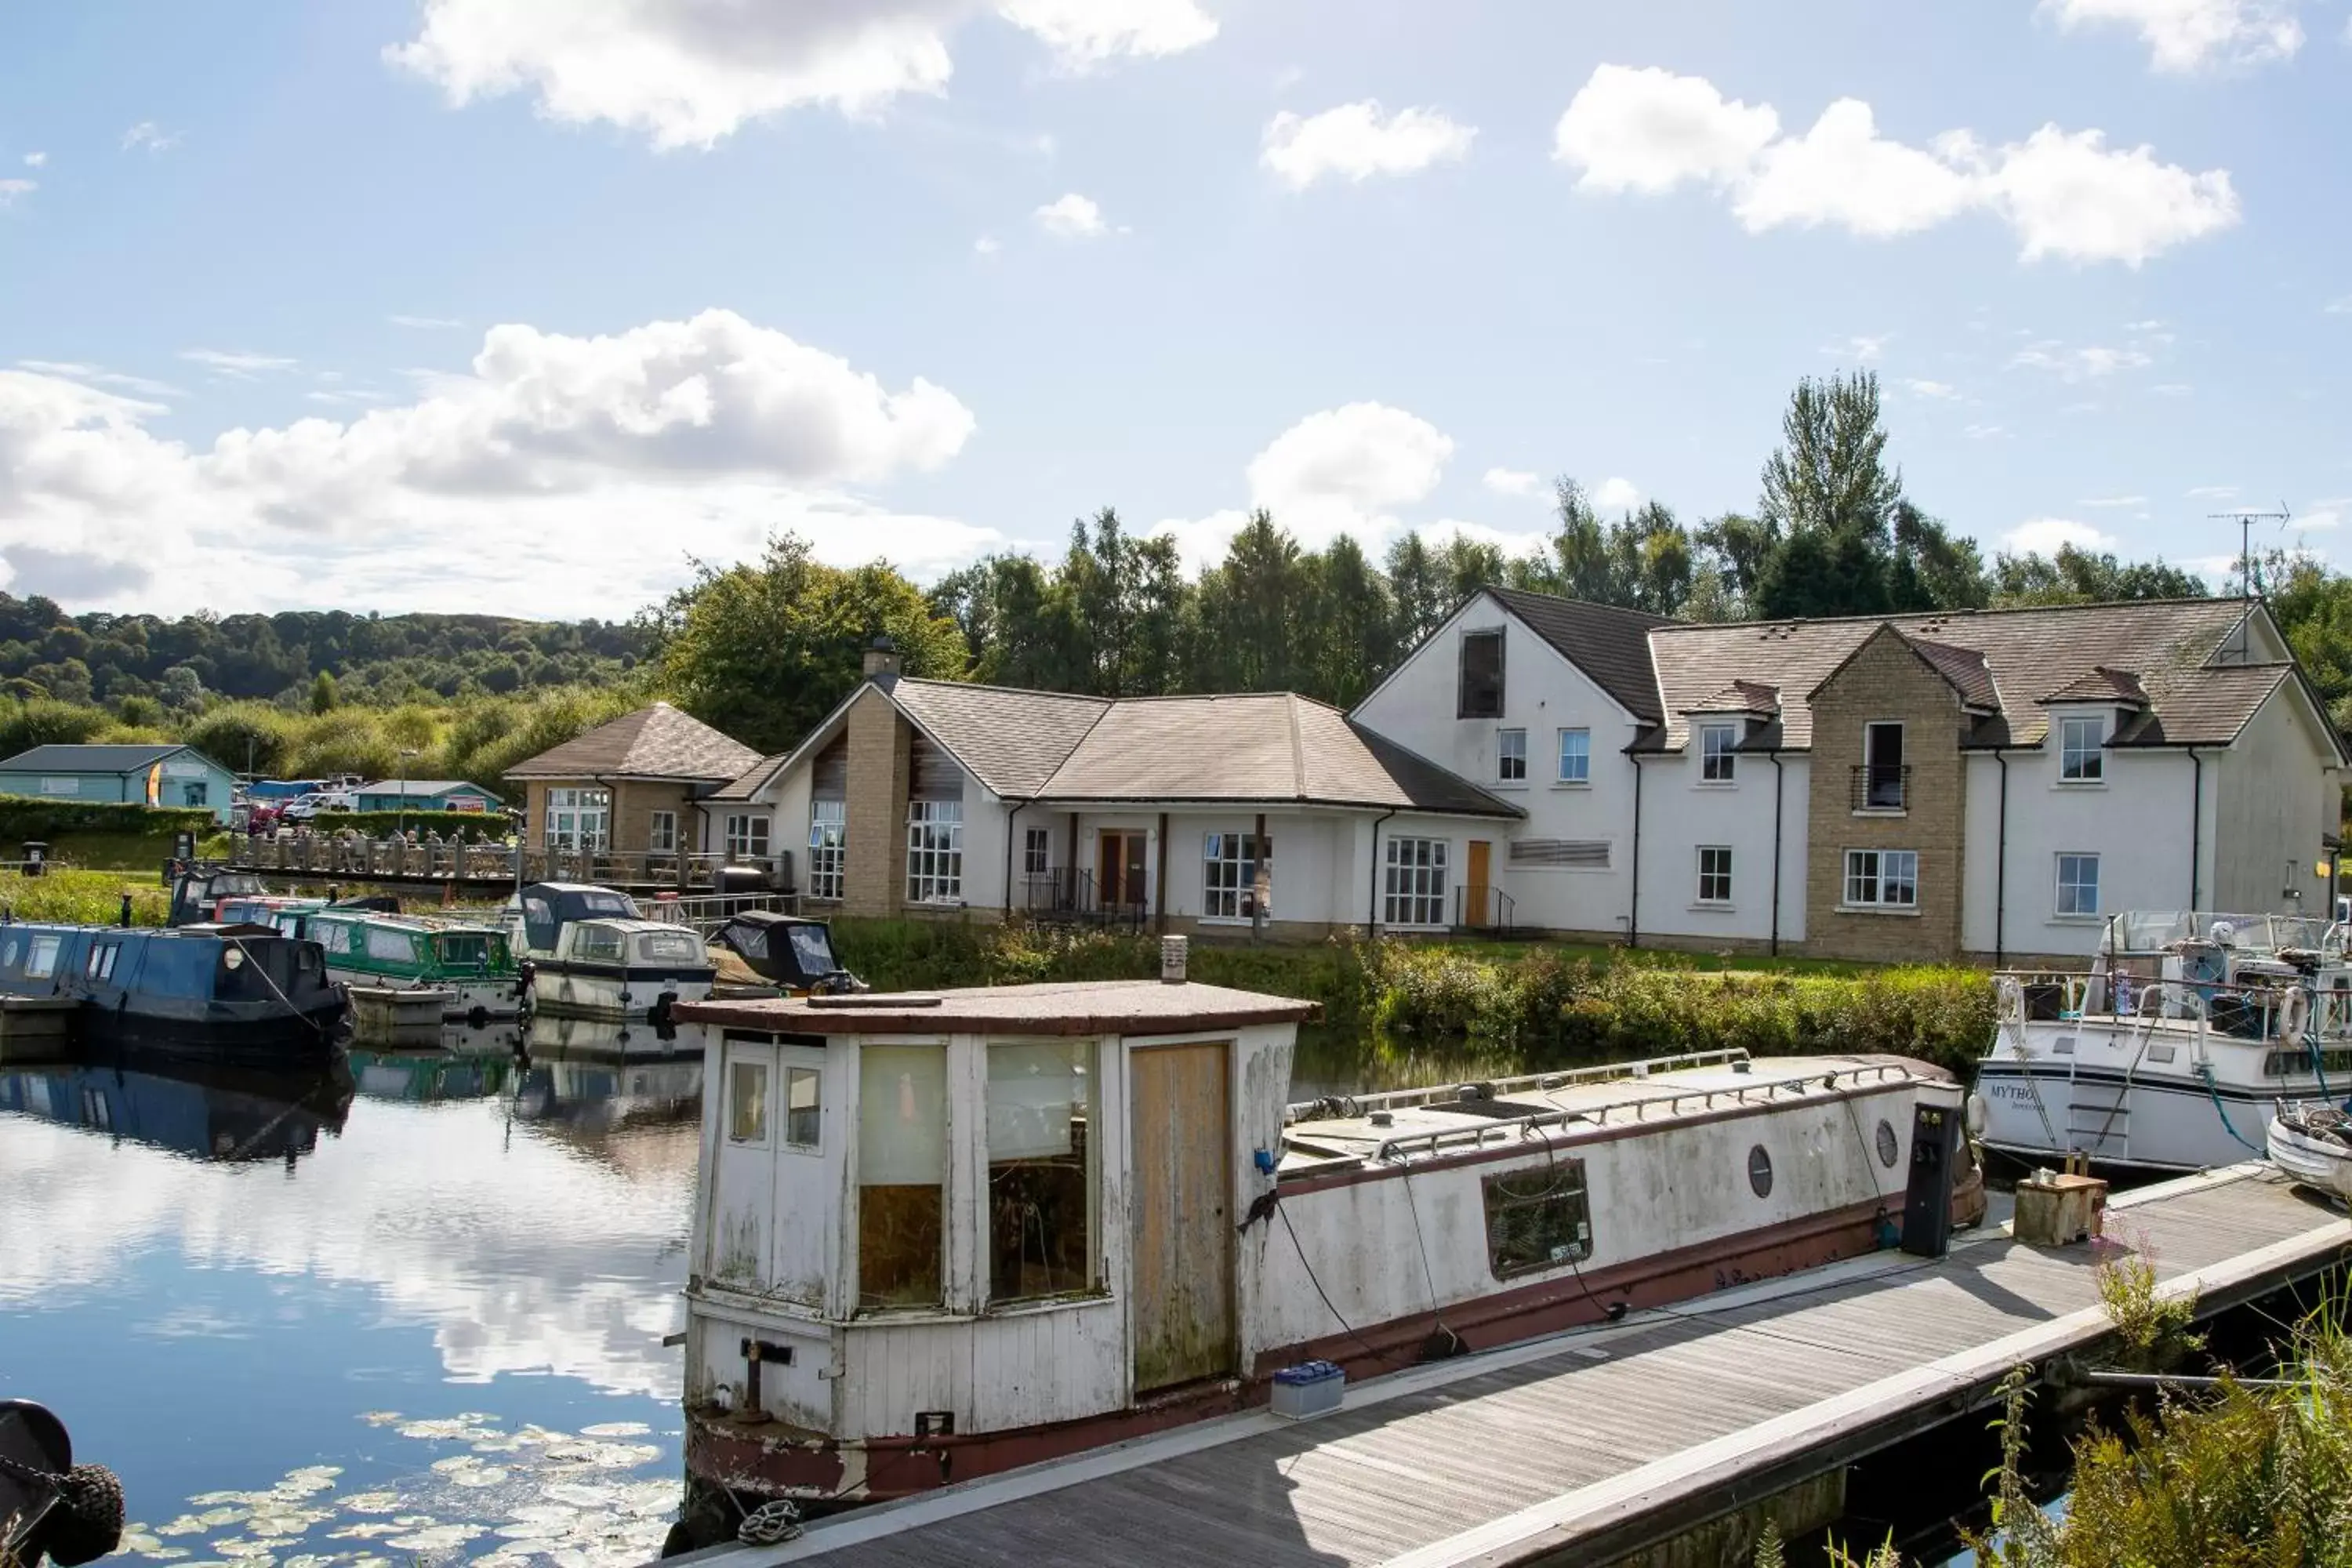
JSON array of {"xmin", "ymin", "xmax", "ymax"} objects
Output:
[
  {"xmin": 0, "ymin": 742, "xmax": 202, "ymax": 773},
  {"xmin": 1648, "ymin": 598, "xmax": 2261, "ymax": 751},
  {"xmin": 503, "ymin": 702, "xmax": 762, "ymax": 782},
  {"xmin": 890, "ymin": 678, "xmax": 1113, "ymax": 797},
  {"xmin": 2043, "ymin": 666, "xmax": 2151, "ymax": 707},
  {"xmin": 1483, "ymin": 586, "xmax": 1673, "ymax": 724},
  {"xmin": 1686, "ymin": 680, "xmax": 1782, "ymax": 717},
  {"xmin": 708, "ymin": 752, "xmax": 791, "ymax": 804}
]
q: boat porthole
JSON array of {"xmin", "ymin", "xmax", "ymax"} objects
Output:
[
  {"xmin": 1747, "ymin": 1145, "xmax": 1773, "ymax": 1198},
  {"xmin": 1875, "ymin": 1119, "xmax": 1900, "ymax": 1168}
]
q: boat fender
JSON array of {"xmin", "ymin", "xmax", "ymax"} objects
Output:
[
  {"xmin": 1995, "ymin": 975, "xmax": 2025, "ymax": 1028},
  {"xmin": 1965, "ymin": 1092, "xmax": 1987, "ymax": 1138},
  {"xmin": 466, "ymin": 1004, "xmax": 489, "ymax": 1030},
  {"xmin": 2280, "ymin": 985, "xmax": 2312, "ymax": 1041},
  {"xmin": 1456, "ymin": 1081, "xmax": 1493, "ymax": 1102}
]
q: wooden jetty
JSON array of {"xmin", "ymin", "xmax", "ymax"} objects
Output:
[
  {"xmin": 713, "ymin": 1165, "xmax": 2350, "ymax": 1568},
  {"xmin": 228, "ymin": 836, "xmax": 793, "ymax": 898}
]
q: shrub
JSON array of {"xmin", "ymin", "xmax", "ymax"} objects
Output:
[{"xmin": 0, "ymin": 800, "xmax": 214, "ymax": 842}]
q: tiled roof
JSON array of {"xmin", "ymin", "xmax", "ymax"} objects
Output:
[
  {"xmin": 2111, "ymin": 663, "xmax": 2292, "ymax": 747},
  {"xmin": 503, "ymin": 702, "xmax": 763, "ymax": 782},
  {"xmin": 1686, "ymin": 680, "xmax": 1782, "ymax": 715},
  {"xmin": 889, "ymin": 679, "xmax": 1113, "ymax": 797},
  {"xmin": 0, "ymin": 743, "xmax": 198, "ymax": 773},
  {"xmin": 2043, "ymin": 666, "xmax": 2151, "ymax": 706},
  {"xmin": 1648, "ymin": 598, "xmax": 2256, "ymax": 750},
  {"xmin": 1907, "ymin": 637, "xmax": 1999, "ymax": 711},
  {"xmin": 707, "ymin": 753, "xmax": 791, "ymax": 803},
  {"xmin": 1486, "ymin": 586, "xmax": 1671, "ymax": 723}
]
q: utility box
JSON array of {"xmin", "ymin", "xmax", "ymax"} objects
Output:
[
  {"xmin": 1270, "ymin": 1361, "xmax": 1345, "ymax": 1421},
  {"xmin": 1900, "ymin": 1101, "xmax": 1963, "ymax": 1258},
  {"xmin": 2015, "ymin": 1170, "xmax": 2108, "ymax": 1247}
]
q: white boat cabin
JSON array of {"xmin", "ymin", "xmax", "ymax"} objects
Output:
[{"xmin": 676, "ymin": 977, "xmax": 1962, "ymax": 1505}]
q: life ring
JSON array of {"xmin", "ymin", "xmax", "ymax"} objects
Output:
[{"xmin": 2278, "ymin": 985, "xmax": 2312, "ymax": 1041}]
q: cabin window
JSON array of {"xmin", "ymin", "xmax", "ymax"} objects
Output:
[
  {"xmin": 1700, "ymin": 724, "xmax": 1739, "ymax": 783},
  {"xmin": 24, "ymin": 936, "xmax": 60, "ymax": 981},
  {"xmin": 1023, "ymin": 826, "xmax": 1051, "ymax": 877},
  {"xmin": 182, "ymin": 782, "xmax": 209, "ymax": 808},
  {"xmin": 1497, "ymin": 728, "xmax": 1528, "ymax": 782},
  {"xmin": 986, "ymin": 1040, "xmax": 1095, "ymax": 1303},
  {"xmin": 858, "ymin": 1044, "xmax": 948, "ymax": 1310},
  {"xmin": 2060, "ymin": 715, "xmax": 2104, "ymax": 782},
  {"xmin": 788, "ymin": 924, "xmax": 836, "ymax": 978},
  {"xmin": 1558, "ymin": 728, "xmax": 1590, "ymax": 784},
  {"xmin": 436, "ymin": 932, "xmax": 492, "ymax": 968},
  {"xmin": 728, "ymin": 1054, "xmax": 769, "ymax": 1145},
  {"xmin": 1383, "ymin": 837, "xmax": 1449, "ymax": 928},
  {"xmin": 1458, "ymin": 629, "xmax": 1504, "ymax": 718},
  {"xmin": 1843, "ymin": 849, "xmax": 1918, "ymax": 909},
  {"xmin": 84, "ymin": 943, "xmax": 118, "ymax": 982},
  {"xmin": 785, "ymin": 1066, "xmax": 822, "ymax": 1150},
  {"xmin": 906, "ymin": 801, "xmax": 964, "ymax": 904},
  {"xmin": 726, "ymin": 814, "xmax": 771, "ymax": 859},
  {"xmin": 1697, "ymin": 846, "xmax": 1733, "ymax": 906},
  {"xmin": 2056, "ymin": 853, "xmax": 2100, "ymax": 917},
  {"xmin": 575, "ymin": 925, "xmax": 626, "ymax": 963},
  {"xmin": 1482, "ymin": 1160, "xmax": 1592, "ymax": 1279},
  {"xmin": 648, "ymin": 811, "xmax": 677, "ymax": 854},
  {"xmin": 808, "ymin": 801, "xmax": 848, "ymax": 902},
  {"xmin": 1203, "ymin": 832, "xmax": 1269, "ymax": 921},
  {"xmin": 543, "ymin": 788, "xmax": 611, "ymax": 851},
  {"xmin": 637, "ymin": 929, "xmax": 706, "ymax": 966},
  {"xmin": 365, "ymin": 927, "xmax": 415, "ymax": 964}
]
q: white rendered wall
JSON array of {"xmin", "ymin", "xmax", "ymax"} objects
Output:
[{"xmin": 1632, "ymin": 749, "xmax": 1811, "ymax": 949}]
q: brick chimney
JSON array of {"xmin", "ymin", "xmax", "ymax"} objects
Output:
[{"xmin": 862, "ymin": 635, "xmax": 902, "ymax": 681}]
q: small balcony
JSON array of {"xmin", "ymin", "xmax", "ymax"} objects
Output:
[
  {"xmin": 1019, "ymin": 868, "xmax": 1150, "ymax": 933},
  {"xmin": 1850, "ymin": 764, "xmax": 1910, "ymax": 813}
]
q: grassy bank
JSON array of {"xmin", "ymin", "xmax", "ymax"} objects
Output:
[
  {"xmin": 0, "ymin": 869, "xmax": 176, "ymax": 925},
  {"xmin": 826, "ymin": 920, "xmax": 1995, "ymax": 1079}
]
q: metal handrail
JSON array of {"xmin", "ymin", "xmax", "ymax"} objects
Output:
[
  {"xmin": 1849, "ymin": 764, "xmax": 1910, "ymax": 811},
  {"xmin": 1353, "ymin": 1062, "xmax": 1918, "ymax": 1163},
  {"xmin": 1284, "ymin": 1047, "xmax": 1751, "ymax": 1122}
]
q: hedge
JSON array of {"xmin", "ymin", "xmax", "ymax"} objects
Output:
[{"xmin": 0, "ymin": 800, "xmax": 216, "ymax": 844}]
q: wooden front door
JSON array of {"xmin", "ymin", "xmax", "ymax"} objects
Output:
[
  {"xmin": 1466, "ymin": 840, "xmax": 1493, "ymax": 928},
  {"xmin": 1098, "ymin": 832, "xmax": 1149, "ymax": 910},
  {"xmin": 1128, "ymin": 1041, "xmax": 1234, "ymax": 1392}
]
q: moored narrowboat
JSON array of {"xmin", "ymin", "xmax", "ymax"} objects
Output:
[
  {"xmin": 0, "ymin": 922, "xmax": 347, "ymax": 1055},
  {"xmin": 304, "ymin": 909, "xmax": 528, "ymax": 1026},
  {"xmin": 668, "ymin": 972, "xmax": 1977, "ymax": 1528}
]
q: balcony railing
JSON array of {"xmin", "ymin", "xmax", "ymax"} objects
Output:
[
  {"xmin": 1451, "ymin": 884, "xmax": 1518, "ymax": 932},
  {"xmin": 1850, "ymin": 764, "xmax": 1911, "ymax": 812},
  {"xmin": 1019, "ymin": 867, "xmax": 1149, "ymax": 932}
]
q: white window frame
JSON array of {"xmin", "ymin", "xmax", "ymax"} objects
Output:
[
  {"xmin": 1202, "ymin": 831, "xmax": 1268, "ymax": 922},
  {"xmin": 1557, "ymin": 728, "xmax": 1590, "ymax": 785},
  {"xmin": 2059, "ymin": 715, "xmax": 2105, "ymax": 783},
  {"xmin": 1700, "ymin": 724, "xmax": 1738, "ymax": 784},
  {"xmin": 1696, "ymin": 846, "xmax": 1733, "ymax": 906},
  {"xmin": 1497, "ymin": 728, "xmax": 1528, "ymax": 783},
  {"xmin": 1842, "ymin": 848, "xmax": 1919, "ymax": 910},
  {"xmin": 543, "ymin": 786, "xmax": 611, "ymax": 851},
  {"xmin": 725, "ymin": 813, "xmax": 772, "ymax": 860},
  {"xmin": 906, "ymin": 800, "xmax": 964, "ymax": 904},
  {"xmin": 647, "ymin": 810, "xmax": 677, "ymax": 854},
  {"xmin": 2056, "ymin": 852, "xmax": 2100, "ymax": 918},
  {"xmin": 1023, "ymin": 826, "xmax": 1051, "ymax": 877},
  {"xmin": 1383, "ymin": 837, "xmax": 1450, "ymax": 928},
  {"xmin": 808, "ymin": 800, "xmax": 846, "ymax": 902}
]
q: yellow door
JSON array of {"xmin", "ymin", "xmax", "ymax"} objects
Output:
[
  {"xmin": 1128, "ymin": 1042, "xmax": 1234, "ymax": 1392},
  {"xmin": 1466, "ymin": 840, "xmax": 1493, "ymax": 928}
]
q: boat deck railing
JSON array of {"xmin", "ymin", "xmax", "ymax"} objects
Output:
[
  {"xmin": 1995, "ymin": 971, "xmax": 2352, "ymax": 1050},
  {"xmin": 1282, "ymin": 1047, "xmax": 1752, "ymax": 1124},
  {"xmin": 1291, "ymin": 1060, "xmax": 1919, "ymax": 1165},
  {"xmin": 642, "ymin": 891, "xmax": 792, "ymax": 938}
]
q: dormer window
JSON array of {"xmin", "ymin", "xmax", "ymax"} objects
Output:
[
  {"xmin": 1700, "ymin": 724, "xmax": 1738, "ymax": 783},
  {"xmin": 2059, "ymin": 715, "xmax": 2104, "ymax": 782},
  {"xmin": 1459, "ymin": 630, "xmax": 1504, "ymax": 718}
]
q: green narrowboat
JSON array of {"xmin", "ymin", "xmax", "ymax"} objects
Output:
[{"xmin": 304, "ymin": 909, "xmax": 528, "ymax": 1026}]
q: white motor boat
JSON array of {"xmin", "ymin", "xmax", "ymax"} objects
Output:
[
  {"xmin": 503, "ymin": 881, "xmax": 717, "ymax": 1024},
  {"xmin": 1976, "ymin": 910, "xmax": 2352, "ymax": 1173},
  {"xmin": 2268, "ymin": 1102, "xmax": 2352, "ymax": 1201}
]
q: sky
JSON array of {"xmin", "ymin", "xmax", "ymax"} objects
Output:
[{"xmin": 1, "ymin": 0, "xmax": 2348, "ymax": 620}]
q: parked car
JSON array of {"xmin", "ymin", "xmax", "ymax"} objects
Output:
[{"xmin": 281, "ymin": 790, "xmax": 356, "ymax": 822}]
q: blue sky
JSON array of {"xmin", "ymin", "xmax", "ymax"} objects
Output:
[{"xmin": 1, "ymin": 0, "xmax": 2347, "ymax": 618}]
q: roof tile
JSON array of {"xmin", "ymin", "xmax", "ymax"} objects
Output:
[{"xmin": 503, "ymin": 702, "xmax": 761, "ymax": 782}]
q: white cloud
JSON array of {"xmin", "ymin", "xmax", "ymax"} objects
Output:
[
  {"xmin": 973, "ymin": 234, "xmax": 1001, "ymax": 256},
  {"xmin": 2079, "ymin": 494, "xmax": 2148, "ymax": 507},
  {"xmin": 2299, "ymin": 498, "xmax": 2348, "ymax": 531},
  {"xmin": 389, "ymin": 0, "xmax": 1210, "ymax": 151},
  {"xmin": 1033, "ymin": 191, "xmax": 1106, "ymax": 238},
  {"xmin": 120, "ymin": 121, "xmax": 177, "ymax": 154},
  {"xmin": 1821, "ymin": 333, "xmax": 1891, "ymax": 364},
  {"xmin": 1483, "ymin": 466, "xmax": 1541, "ymax": 498},
  {"xmin": 388, "ymin": 314, "xmax": 466, "ymax": 329},
  {"xmin": 2005, "ymin": 517, "xmax": 2118, "ymax": 554},
  {"xmin": 1964, "ymin": 423, "xmax": 2006, "ymax": 439},
  {"xmin": 0, "ymin": 309, "xmax": 986, "ymax": 613},
  {"xmin": 1419, "ymin": 516, "xmax": 1552, "ymax": 558},
  {"xmin": 1551, "ymin": 64, "xmax": 2238, "ymax": 266},
  {"xmin": 2010, "ymin": 339, "xmax": 2154, "ymax": 379},
  {"xmin": 996, "ymin": 0, "xmax": 1217, "ymax": 68},
  {"xmin": 1552, "ymin": 64, "xmax": 1779, "ymax": 194},
  {"xmin": 2044, "ymin": 0, "xmax": 2303, "ymax": 71},
  {"xmin": 180, "ymin": 348, "xmax": 299, "ymax": 377},
  {"xmin": 1261, "ymin": 101, "xmax": 1476, "ymax": 190},
  {"xmin": 2151, "ymin": 381, "xmax": 2193, "ymax": 395},
  {"xmin": 1592, "ymin": 476, "xmax": 1642, "ymax": 512},
  {"xmin": 1158, "ymin": 403, "xmax": 1454, "ymax": 570},
  {"xmin": 15, "ymin": 360, "xmax": 183, "ymax": 398},
  {"xmin": 1904, "ymin": 379, "xmax": 1959, "ymax": 399},
  {"xmin": 20, "ymin": 152, "xmax": 43, "ymax": 168},
  {"xmin": 2187, "ymin": 483, "xmax": 2238, "ymax": 498},
  {"xmin": 0, "ymin": 180, "xmax": 31, "ymax": 207},
  {"xmin": 2328, "ymin": 296, "xmax": 2352, "ymax": 314}
]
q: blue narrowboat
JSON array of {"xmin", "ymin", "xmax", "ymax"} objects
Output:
[{"xmin": 0, "ymin": 922, "xmax": 349, "ymax": 1055}]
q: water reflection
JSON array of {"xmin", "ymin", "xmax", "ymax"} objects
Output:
[{"xmin": 0, "ymin": 1016, "xmax": 706, "ymax": 1566}]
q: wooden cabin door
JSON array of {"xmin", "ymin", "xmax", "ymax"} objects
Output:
[
  {"xmin": 1128, "ymin": 1041, "xmax": 1235, "ymax": 1392},
  {"xmin": 1098, "ymin": 832, "xmax": 1148, "ymax": 910},
  {"xmin": 1465, "ymin": 840, "xmax": 1493, "ymax": 928}
]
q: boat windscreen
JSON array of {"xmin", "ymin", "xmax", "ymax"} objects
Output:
[
  {"xmin": 436, "ymin": 931, "xmax": 493, "ymax": 969},
  {"xmin": 725, "ymin": 922, "xmax": 769, "ymax": 960},
  {"xmin": 575, "ymin": 890, "xmax": 639, "ymax": 918},
  {"xmin": 787, "ymin": 923, "xmax": 837, "ymax": 978},
  {"xmin": 637, "ymin": 929, "xmax": 706, "ymax": 966}
]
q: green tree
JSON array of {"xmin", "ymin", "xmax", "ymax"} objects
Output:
[
  {"xmin": 309, "ymin": 670, "xmax": 339, "ymax": 713},
  {"xmin": 1192, "ymin": 512, "xmax": 1312, "ymax": 692},
  {"xmin": 1383, "ymin": 533, "xmax": 1449, "ymax": 648},
  {"xmin": 1305, "ymin": 533, "xmax": 1397, "ymax": 707},
  {"xmin": 1759, "ymin": 370, "xmax": 1902, "ymax": 543},
  {"xmin": 1991, "ymin": 546, "xmax": 2208, "ymax": 608}
]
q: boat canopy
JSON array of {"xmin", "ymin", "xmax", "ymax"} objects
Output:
[
  {"xmin": 713, "ymin": 910, "xmax": 851, "ymax": 990},
  {"xmin": 2100, "ymin": 910, "xmax": 2343, "ymax": 960},
  {"xmin": 563, "ymin": 919, "xmax": 708, "ymax": 968},
  {"xmin": 511, "ymin": 882, "xmax": 643, "ymax": 955}
]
